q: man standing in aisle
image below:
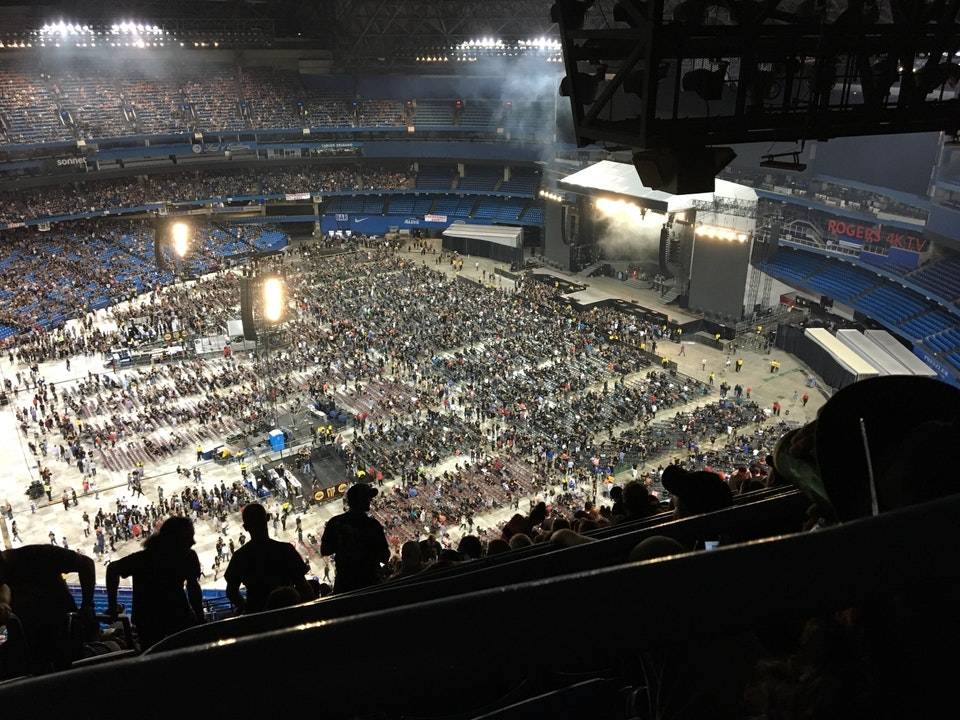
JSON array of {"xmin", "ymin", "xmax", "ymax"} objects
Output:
[
  {"xmin": 224, "ymin": 503, "xmax": 314, "ymax": 614},
  {"xmin": 321, "ymin": 483, "xmax": 389, "ymax": 594}
]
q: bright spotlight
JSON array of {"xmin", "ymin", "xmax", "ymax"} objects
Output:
[
  {"xmin": 262, "ymin": 277, "xmax": 286, "ymax": 323},
  {"xmin": 171, "ymin": 221, "xmax": 190, "ymax": 257}
]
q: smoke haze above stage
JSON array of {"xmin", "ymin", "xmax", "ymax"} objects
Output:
[{"xmin": 592, "ymin": 198, "xmax": 665, "ymax": 265}]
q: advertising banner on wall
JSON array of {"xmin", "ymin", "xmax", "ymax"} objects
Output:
[
  {"xmin": 757, "ymin": 198, "xmax": 927, "ymax": 269},
  {"xmin": 43, "ymin": 156, "xmax": 88, "ymax": 173}
]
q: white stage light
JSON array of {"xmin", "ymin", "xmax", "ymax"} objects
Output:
[
  {"xmin": 171, "ymin": 222, "xmax": 190, "ymax": 257},
  {"xmin": 262, "ymin": 277, "xmax": 286, "ymax": 323}
]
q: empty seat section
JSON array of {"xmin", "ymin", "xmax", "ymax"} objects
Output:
[{"xmin": 413, "ymin": 100, "xmax": 454, "ymax": 127}]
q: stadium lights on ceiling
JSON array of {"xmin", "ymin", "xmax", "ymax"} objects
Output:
[
  {"xmin": 695, "ymin": 225, "xmax": 749, "ymax": 243},
  {"xmin": 539, "ymin": 190, "xmax": 564, "ymax": 202}
]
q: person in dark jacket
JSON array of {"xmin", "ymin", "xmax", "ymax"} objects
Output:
[
  {"xmin": 321, "ymin": 483, "xmax": 389, "ymax": 593},
  {"xmin": 106, "ymin": 516, "xmax": 204, "ymax": 649}
]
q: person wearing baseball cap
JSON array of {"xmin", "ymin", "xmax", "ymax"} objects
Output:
[
  {"xmin": 321, "ymin": 483, "xmax": 390, "ymax": 593},
  {"xmin": 769, "ymin": 376, "xmax": 960, "ymax": 523},
  {"xmin": 661, "ymin": 464, "xmax": 734, "ymax": 518}
]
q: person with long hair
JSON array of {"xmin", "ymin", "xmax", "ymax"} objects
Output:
[{"xmin": 106, "ymin": 516, "xmax": 204, "ymax": 650}]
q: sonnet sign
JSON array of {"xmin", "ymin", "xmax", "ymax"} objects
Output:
[{"xmin": 825, "ymin": 219, "xmax": 927, "ymax": 252}]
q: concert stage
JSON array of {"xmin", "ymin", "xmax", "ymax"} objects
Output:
[{"xmin": 528, "ymin": 266, "xmax": 700, "ymax": 328}]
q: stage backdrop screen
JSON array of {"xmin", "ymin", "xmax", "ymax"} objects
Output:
[{"xmin": 688, "ymin": 234, "xmax": 753, "ymax": 321}]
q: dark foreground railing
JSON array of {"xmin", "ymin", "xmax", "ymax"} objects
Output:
[{"xmin": 2, "ymin": 492, "xmax": 958, "ymax": 718}]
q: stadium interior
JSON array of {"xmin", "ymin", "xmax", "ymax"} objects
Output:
[{"xmin": 0, "ymin": 1, "xmax": 959, "ymax": 718}]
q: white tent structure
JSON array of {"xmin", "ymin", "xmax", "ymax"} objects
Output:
[{"xmin": 441, "ymin": 223, "xmax": 523, "ymax": 265}]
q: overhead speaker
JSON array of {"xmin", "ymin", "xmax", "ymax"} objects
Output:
[
  {"xmin": 632, "ymin": 146, "xmax": 736, "ymax": 194},
  {"xmin": 239, "ymin": 276, "xmax": 258, "ymax": 341}
]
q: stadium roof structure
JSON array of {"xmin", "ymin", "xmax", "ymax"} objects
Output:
[
  {"xmin": 0, "ymin": 0, "xmax": 559, "ymax": 67},
  {"xmin": 328, "ymin": 0, "xmax": 557, "ymax": 69}
]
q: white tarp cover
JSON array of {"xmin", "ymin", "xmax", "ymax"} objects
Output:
[
  {"xmin": 835, "ymin": 329, "xmax": 911, "ymax": 376},
  {"xmin": 864, "ymin": 330, "xmax": 938, "ymax": 377},
  {"xmin": 805, "ymin": 328, "xmax": 879, "ymax": 379}
]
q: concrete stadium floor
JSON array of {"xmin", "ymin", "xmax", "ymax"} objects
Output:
[{"xmin": 0, "ymin": 249, "xmax": 827, "ymax": 591}]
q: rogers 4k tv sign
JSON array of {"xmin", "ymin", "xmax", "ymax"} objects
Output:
[{"xmin": 825, "ymin": 218, "xmax": 928, "ymax": 253}]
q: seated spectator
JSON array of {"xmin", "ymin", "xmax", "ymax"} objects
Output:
[
  {"xmin": 225, "ymin": 503, "xmax": 313, "ymax": 613},
  {"xmin": 394, "ymin": 540, "xmax": 423, "ymax": 578},
  {"xmin": 628, "ymin": 535, "xmax": 685, "ymax": 562},
  {"xmin": 550, "ymin": 529, "xmax": 596, "ymax": 547},
  {"xmin": 320, "ymin": 484, "xmax": 390, "ymax": 593},
  {"xmin": 0, "ymin": 544, "xmax": 96, "ymax": 673},
  {"xmin": 419, "ymin": 536, "xmax": 441, "ymax": 565},
  {"xmin": 618, "ymin": 481, "xmax": 659, "ymax": 522},
  {"xmin": 610, "ymin": 485, "xmax": 624, "ymax": 516},
  {"xmin": 501, "ymin": 501, "xmax": 547, "ymax": 540},
  {"xmin": 508, "ymin": 533, "xmax": 532, "ymax": 549},
  {"xmin": 728, "ymin": 466, "xmax": 752, "ymax": 494},
  {"xmin": 661, "ymin": 465, "xmax": 734, "ymax": 518},
  {"xmin": 486, "ymin": 538, "xmax": 510, "ymax": 556},
  {"xmin": 105, "ymin": 516, "xmax": 204, "ymax": 649},
  {"xmin": 457, "ymin": 535, "xmax": 482, "ymax": 560}
]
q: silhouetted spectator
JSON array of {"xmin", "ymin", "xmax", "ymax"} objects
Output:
[
  {"xmin": 620, "ymin": 481, "xmax": 658, "ymax": 522},
  {"xmin": 551, "ymin": 517, "xmax": 571, "ymax": 532},
  {"xmin": 457, "ymin": 535, "xmax": 482, "ymax": 560},
  {"xmin": 509, "ymin": 533, "xmax": 532, "ymax": 549},
  {"xmin": 0, "ymin": 544, "xmax": 95, "ymax": 672},
  {"xmin": 419, "ymin": 536, "xmax": 441, "ymax": 564},
  {"xmin": 501, "ymin": 501, "xmax": 547, "ymax": 540},
  {"xmin": 661, "ymin": 466, "xmax": 734, "ymax": 518},
  {"xmin": 610, "ymin": 485, "xmax": 624, "ymax": 517},
  {"xmin": 628, "ymin": 535, "xmax": 685, "ymax": 562},
  {"xmin": 486, "ymin": 538, "xmax": 510, "ymax": 556},
  {"xmin": 320, "ymin": 484, "xmax": 390, "ymax": 593},
  {"xmin": 265, "ymin": 586, "xmax": 302, "ymax": 611},
  {"xmin": 394, "ymin": 540, "xmax": 423, "ymax": 578},
  {"xmin": 225, "ymin": 503, "xmax": 313, "ymax": 613},
  {"xmin": 106, "ymin": 516, "xmax": 204, "ymax": 649}
]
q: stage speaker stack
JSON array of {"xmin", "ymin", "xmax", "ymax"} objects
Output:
[
  {"xmin": 153, "ymin": 218, "xmax": 168, "ymax": 271},
  {"xmin": 240, "ymin": 276, "xmax": 258, "ymax": 341},
  {"xmin": 659, "ymin": 225, "xmax": 671, "ymax": 275}
]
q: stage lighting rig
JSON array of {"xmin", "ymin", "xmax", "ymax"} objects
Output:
[
  {"xmin": 262, "ymin": 276, "xmax": 287, "ymax": 324},
  {"xmin": 760, "ymin": 150, "xmax": 807, "ymax": 173},
  {"xmin": 552, "ymin": 0, "xmax": 960, "ymax": 194},
  {"xmin": 171, "ymin": 222, "xmax": 191, "ymax": 258}
]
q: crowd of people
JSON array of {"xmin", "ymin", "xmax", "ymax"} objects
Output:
[
  {"xmin": 0, "ymin": 165, "xmax": 416, "ymax": 226},
  {"xmin": 0, "ymin": 62, "xmax": 555, "ymax": 146},
  {"xmin": 0, "ymin": 232, "xmax": 806, "ymax": 676},
  {"xmin": 4, "ymin": 242, "xmax": 792, "ymax": 565}
]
